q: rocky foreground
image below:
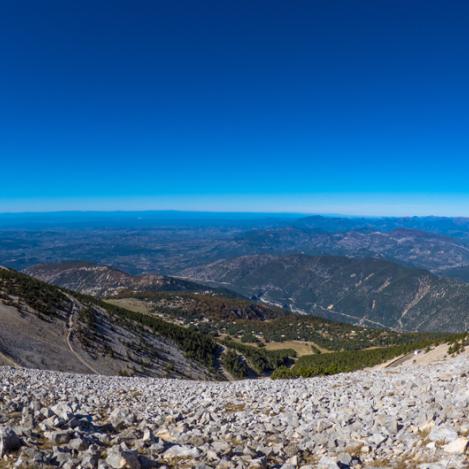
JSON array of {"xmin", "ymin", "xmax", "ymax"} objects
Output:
[{"xmin": 1, "ymin": 357, "xmax": 469, "ymax": 469}]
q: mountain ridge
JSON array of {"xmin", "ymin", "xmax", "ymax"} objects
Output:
[
  {"xmin": 24, "ymin": 261, "xmax": 229, "ymax": 298},
  {"xmin": 182, "ymin": 254, "xmax": 469, "ymax": 332},
  {"xmin": 232, "ymin": 226, "xmax": 469, "ymax": 273}
]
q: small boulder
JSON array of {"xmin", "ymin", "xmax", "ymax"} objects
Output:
[
  {"xmin": 106, "ymin": 446, "xmax": 141, "ymax": 469},
  {"xmin": 44, "ymin": 430, "xmax": 74, "ymax": 445},
  {"xmin": 443, "ymin": 437, "xmax": 469, "ymax": 454},
  {"xmin": 0, "ymin": 427, "xmax": 22, "ymax": 457},
  {"xmin": 428, "ymin": 426, "xmax": 458, "ymax": 443},
  {"xmin": 51, "ymin": 402, "xmax": 74, "ymax": 421},
  {"xmin": 317, "ymin": 455, "xmax": 339, "ymax": 468},
  {"xmin": 163, "ymin": 444, "xmax": 200, "ymax": 460},
  {"xmin": 69, "ymin": 436, "xmax": 89, "ymax": 451},
  {"xmin": 110, "ymin": 409, "xmax": 135, "ymax": 431}
]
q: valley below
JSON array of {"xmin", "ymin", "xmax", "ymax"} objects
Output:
[{"xmin": 182, "ymin": 254, "xmax": 469, "ymax": 332}]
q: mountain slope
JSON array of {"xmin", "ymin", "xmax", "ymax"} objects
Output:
[
  {"xmin": 0, "ymin": 267, "xmax": 220, "ymax": 379},
  {"xmin": 182, "ymin": 255, "xmax": 469, "ymax": 332},
  {"xmin": 24, "ymin": 261, "xmax": 225, "ymax": 298}
]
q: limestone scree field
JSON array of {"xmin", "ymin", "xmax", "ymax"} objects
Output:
[{"xmin": 1, "ymin": 353, "xmax": 469, "ymax": 468}]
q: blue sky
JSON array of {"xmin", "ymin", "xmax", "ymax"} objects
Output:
[{"xmin": 1, "ymin": 0, "xmax": 469, "ymax": 215}]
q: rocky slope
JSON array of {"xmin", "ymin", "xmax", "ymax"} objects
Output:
[
  {"xmin": 0, "ymin": 267, "xmax": 219, "ymax": 380},
  {"xmin": 0, "ymin": 353, "xmax": 468, "ymax": 468},
  {"xmin": 24, "ymin": 261, "xmax": 221, "ymax": 298},
  {"xmin": 183, "ymin": 254, "xmax": 469, "ymax": 332}
]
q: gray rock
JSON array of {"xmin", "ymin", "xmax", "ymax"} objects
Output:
[
  {"xmin": 428, "ymin": 425, "xmax": 458, "ymax": 443},
  {"xmin": 442, "ymin": 437, "xmax": 469, "ymax": 454},
  {"xmin": 51, "ymin": 402, "xmax": 74, "ymax": 421},
  {"xmin": 368, "ymin": 432, "xmax": 387, "ymax": 447},
  {"xmin": 0, "ymin": 427, "xmax": 22, "ymax": 457},
  {"xmin": 163, "ymin": 444, "xmax": 200, "ymax": 460},
  {"xmin": 212, "ymin": 440, "xmax": 231, "ymax": 455},
  {"xmin": 317, "ymin": 455, "xmax": 339, "ymax": 468},
  {"xmin": 53, "ymin": 447, "xmax": 73, "ymax": 466},
  {"xmin": 106, "ymin": 446, "xmax": 141, "ymax": 469},
  {"xmin": 1, "ymin": 349, "xmax": 469, "ymax": 468},
  {"xmin": 110, "ymin": 408, "xmax": 135, "ymax": 430},
  {"xmin": 14, "ymin": 447, "xmax": 45, "ymax": 467},
  {"xmin": 44, "ymin": 430, "xmax": 74, "ymax": 445},
  {"xmin": 337, "ymin": 452, "xmax": 352, "ymax": 465},
  {"xmin": 69, "ymin": 436, "xmax": 89, "ymax": 451}
]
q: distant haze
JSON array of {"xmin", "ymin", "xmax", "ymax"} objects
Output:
[{"xmin": 3, "ymin": 193, "xmax": 469, "ymax": 217}]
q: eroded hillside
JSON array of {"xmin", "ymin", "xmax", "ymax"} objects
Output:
[
  {"xmin": 183, "ymin": 254, "xmax": 469, "ymax": 332},
  {"xmin": 0, "ymin": 268, "xmax": 219, "ymax": 380},
  {"xmin": 24, "ymin": 261, "xmax": 222, "ymax": 298}
]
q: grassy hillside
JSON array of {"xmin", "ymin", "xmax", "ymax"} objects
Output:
[{"xmin": 272, "ymin": 334, "xmax": 467, "ymax": 379}]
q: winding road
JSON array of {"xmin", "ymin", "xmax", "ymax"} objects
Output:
[{"xmin": 64, "ymin": 296, "xmax": 100, "ymax": 374}]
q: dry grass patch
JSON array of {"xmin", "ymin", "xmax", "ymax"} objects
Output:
[
  {"xmin": 224, "ymin": 402, "xmax": 246, "ymax": 413},
  {"xmin": 368, "ymin": 453, "xmax": 449, "ymax": 469},
  {"xmin": 264, "ymin": 340, "xmax": 329, "ymax": 356},
  {"xmin": 106, "ymin": 298, "xmax": 152, "ymax": 315}
]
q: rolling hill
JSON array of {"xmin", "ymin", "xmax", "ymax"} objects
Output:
[{"xmin": 182, "ymin": 254, "xmax": 469, "ymax": 332}]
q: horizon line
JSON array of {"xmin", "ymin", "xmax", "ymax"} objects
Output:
[{"xmin": 0, "ymin": 209, "xmax": 467, "ymax": 220}]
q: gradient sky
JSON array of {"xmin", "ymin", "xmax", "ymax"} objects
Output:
[{"xmin": 1, "ymin": 0, "xmax": 469, "ymax": 215}]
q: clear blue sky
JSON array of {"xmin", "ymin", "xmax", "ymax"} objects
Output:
[{"xmin": 1, "ymin": 0, "xmax": 469, "ymax": 215}]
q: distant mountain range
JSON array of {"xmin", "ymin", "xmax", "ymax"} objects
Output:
[
  {"xmin": 233, "ymin": 226, "xmax": 469, "ymax": 273},
  {"xmin": 294, "ymin": 215, "xmax": 469, "ymax": 239},
  {"xmin": 4, "ymin": 215, "xmax": 469, "ymax": 277},
  {"xmin": 183, "ymin": 254, "xmax": 469, "ymax": 332}
]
